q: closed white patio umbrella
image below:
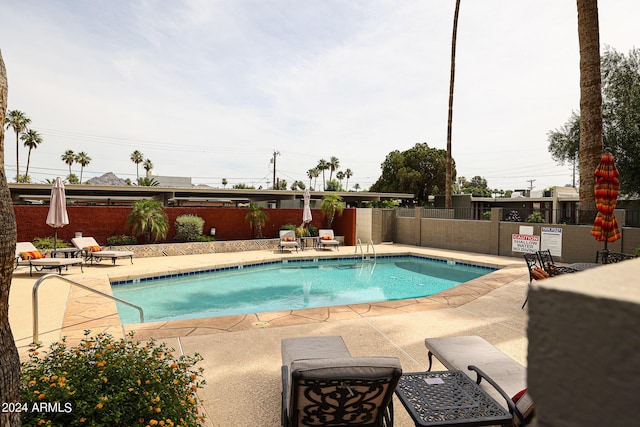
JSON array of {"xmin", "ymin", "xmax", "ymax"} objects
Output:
[
  {"xmin": 302, "ymin": 188, "xmax": 312, "ymax": 225},
  {"xmin": 46, "ymin": 177, "xmax": 69, "ymax": 250}
]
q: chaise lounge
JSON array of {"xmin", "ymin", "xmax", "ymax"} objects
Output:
[
  {"xmin": 72, "ymin": 237, "xmax": 134, "ymax": 265},
  {"xmin": 424, "ymin": 335, "xmax": 534, "ymax": 426},
  {"xmin": 16, "ymin": 242, "xmax": 84, "ymax": 276},
  {"xmin": 318, "ymin": 229, "xmax": 339, "ymax": 250},
  {"xmin": 281, "ymin": 336, "xmax": 402, "ymax": 427},
  {"xmin": 279, "ymin": 229, "xmax": 299, "ymax": 253}
]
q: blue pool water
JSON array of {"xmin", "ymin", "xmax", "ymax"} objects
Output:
[{"xmin": 111, "ymin": 256, "xmax": 494, "ymax": 324}]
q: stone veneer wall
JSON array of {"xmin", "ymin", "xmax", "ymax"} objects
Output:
[{"xmin": 107, "ymin": 237, "xmax": 345, "ymax": 258}]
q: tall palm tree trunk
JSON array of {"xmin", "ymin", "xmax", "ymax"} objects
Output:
[
  {"xmin": 25, "ymin": 147, "xmax": 33, "ymax": 179},
  {"xmin": 0, "ymin": 50, "xmax": 21, "ymax": 427},
  {"xmin": 445, "ymin": 0, "xmax": 461, "ymax": 208},
  {"xmin": 577, "ymin": 0, "xmax": 603, "ymax": 219}
]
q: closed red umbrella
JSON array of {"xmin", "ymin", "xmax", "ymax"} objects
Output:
[{"xmin": 590, "ymin": 148, "xmax": 621, "ymax": 261}]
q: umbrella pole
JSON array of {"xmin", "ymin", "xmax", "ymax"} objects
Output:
[
  {"xmin": 603, "ymin": 241, "xmax": 609, "ymax": 265},
  {"xmin": 54, "ymin": 227, "xmax": 58, "ymax": 251}
]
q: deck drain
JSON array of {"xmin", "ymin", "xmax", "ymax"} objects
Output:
[{"xmin": 252, "ymin": 321, "xmax": 271, "ymax": 328}]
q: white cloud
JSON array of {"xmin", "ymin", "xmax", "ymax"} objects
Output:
[{"xmin": 1, "ymin": 0, "xmax": 638, "ymax": 190}]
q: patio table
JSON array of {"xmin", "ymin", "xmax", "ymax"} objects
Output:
[{"xmin": 395, "ymin": 370, "xmax": 513, "ymax": 426}]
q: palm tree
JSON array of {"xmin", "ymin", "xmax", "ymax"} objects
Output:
[
  {"xmin": 126, "ymin": 199, "xmax": 168, "ymax": 243},
  {"xmin": 244, "ymin": 203, "xmax": 269, "ymax": 238},
  {"xmin": 0, "ymin": 49, "xmax": 22, "ymax": 427},
  {"xmin": 130, "ymin": 150, "xmax": 144, "ymax": 181},
  {"xmin": 307, "ymin": 168, "xmax": 319, "ymax": 190},
  {"xmin": 5, "ymin": 109, "xmax": 31, "ymax": 181},
  {"xmin": 577, "ymin": 0, "xmax": 603, "ymax": 217},
  {"xmin": 75, "ymin": 151, "xmax": 91, "ymax": 184},
  {"xmin": 344, "ymin": 168, "xmax": 353, "ymax": 191},
  {"xmin": 328, "ymin": 156, "xmax": 340, "ymax": 182},
  {"xmin": 21, "ymin": 129, "xmax": 42, "ymax": 182},
  {"xmin": 321, "ymin": 193, "xmax": 345, "ymax": 228},
  {"xmin": 445, "ymin": 0, "xmax": 461, "ymax": 209},
  {"xmin": 336, "ymin": 171, "xmax": 345, "ymax": 190},
  {"xmin": 137, "ymin": 177, "xmax": 159, "ymax": 186},
  {"xmin": 222, "ymin": 178, "xmax": 228, "ymax": 188},
  {"xmin": 143, "ymin": 158, "xmax": 153, "ymax": 177},
  {"xmin": 354, "ymin": 183, "xmax": 360, "ymax": 192},
  {"xmin": 61, "ymin": 149, "xmax": 75, "ymax": 176},
  {"xmin": 317, "ymin": 159, "xmax": 329, "ymax": 191}
]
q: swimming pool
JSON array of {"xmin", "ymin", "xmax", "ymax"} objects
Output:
[{"xmin": 111, "ymin": 256, "xmax": 494, "ymax": 324}]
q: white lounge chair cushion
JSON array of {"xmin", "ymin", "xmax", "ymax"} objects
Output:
[
  {"xmin": 72, "ymin": 237, "xmax": 134, "ymax": 258},
  {"xmin": 425, "ymin": 336, "xmax": 527, "ymax": 410}
]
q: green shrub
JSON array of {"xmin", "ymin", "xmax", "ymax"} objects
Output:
[
  {"xmin": 635, "ymin": 247, "xmax": 640, "ymax": 257},
  {"xmin": 20, "ymin": 331, "xmax": 206, "ymax": 426},
  {"xmin": 106, "ymin": 235, "xmax": 138, "ymax": 246},
  {"xmin": 175, "ymin": 215, "xmax": 205, "ymax": 242},
  {"xmin": 32, "ymin": 237, "xmax": 71, "ymax": 250},
  {"xmin": 307, "ymin": 225, "xmax": 318, "ymax": 237},
  {"xmin": 526, "ymin": 212, "xmax": 545, "ymax": 223},
  {"xmin": 481, "ymin": 211, "xmax": 491, "ymax": 221}
]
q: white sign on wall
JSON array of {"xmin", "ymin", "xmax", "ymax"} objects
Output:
[
  {"xmin": 541, "ymin": 227, "xmax": 563, "ymax": 257},
  {"xmin": 512, "ymin": 234, "xmax": 540, "ymax": 253}
]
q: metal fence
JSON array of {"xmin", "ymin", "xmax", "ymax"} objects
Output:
[{"xmin": 395, "ymin": 207, "xmax": 640, "ymax": 227}]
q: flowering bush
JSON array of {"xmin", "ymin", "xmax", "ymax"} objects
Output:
[{"xmin": 20, "ymin": 331, "xmax": 206, "ymax": 426}]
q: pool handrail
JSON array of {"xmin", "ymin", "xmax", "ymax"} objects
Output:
[{"xmin": 32, "ymin": 273, "xmax": 144, "ymax": 345}]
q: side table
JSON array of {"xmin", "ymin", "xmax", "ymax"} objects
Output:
[
  {"xmin": 51, "ymin": 248, "xmax": 82, "ymax": 258},
  {"xmin": 395, "ymin": 370, "xmax": 513, "ymax": 426}
]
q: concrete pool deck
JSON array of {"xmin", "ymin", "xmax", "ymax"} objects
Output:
[{"xmin": 9, "ymin": 244, "xmax": 530, "ymax": 426}]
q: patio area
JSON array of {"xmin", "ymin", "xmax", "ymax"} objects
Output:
[{"xmin": 9, "ymin": 244, "xmax": 530, "ymax": 426}]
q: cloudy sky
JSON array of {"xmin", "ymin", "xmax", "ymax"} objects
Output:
[{"xmin": 1, "ymin": 1, "xmax": 638, "ymax": 192}]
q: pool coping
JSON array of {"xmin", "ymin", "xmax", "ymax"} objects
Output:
[{"xmin": 58, "ymin": 246, "xmax": 527, "ymax": 344}]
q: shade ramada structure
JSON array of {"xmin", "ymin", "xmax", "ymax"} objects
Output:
[{"xmin": 590, "ymin": 148, "xmax": 621, "ymax": 256}]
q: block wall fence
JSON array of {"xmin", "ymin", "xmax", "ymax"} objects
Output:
[{"xmin": 14, "ymin": 206, "xmax": 357, "ymax": 246}]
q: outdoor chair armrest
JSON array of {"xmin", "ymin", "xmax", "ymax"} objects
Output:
[{"xmin": 467, "ymin": 365, "xmax": 527, "ymax": 426}]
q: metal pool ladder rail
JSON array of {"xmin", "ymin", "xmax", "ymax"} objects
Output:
[
  {"xmin": 31, "ymin": 273, "xmax": 145, "ymax": 345},
  {"xmin": 355, "ymin": 239, "xmax": 377, "ymax": 261}
]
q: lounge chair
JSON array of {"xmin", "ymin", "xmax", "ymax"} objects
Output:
[
  {"xmin": 522, "ymin": 252, "xmax": 548, "ymax": 308},
  {"xmin": 72, "ymin": 237, "xmax": 134, "ymax": 265},
  {"xmin": 318, "ymin": 229, "xmax": 339, "ymax": 250},
  {"xmin": 281, "ymin": 336, "xmax": 402, "ymax": 427},
  {"xmin": 15, "ymin": 242, "xmax": 84, "ymax": 276},
  {"xmin": 425, "ymin": 336, "xmax": 534, "ymax": 426},
  {"xmin": 279, "ymin": 230, "xmax": 299, "ymax": 253},
  {"xmin": 537, "ymin": 250, "xmax": 577, "ymax": 275}
]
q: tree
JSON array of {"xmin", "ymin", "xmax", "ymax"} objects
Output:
[
  {"xmin": 21, "ymin": 128, "xmax": 43, "ymax": 181},
  {"xmin": 222, "ymin": 178, "xmax": 228, "ymax": 188},
  {"xmin": 317, "ymin": 159, "xmax": 329, "ymax": 190},
  {"xmin": 321, "ymin": 193, "xmax": 344, "ymax": 228},
  {"xmin": 325, "ymin": 179, "xmax": 342, "ymax": 191},
  {"xmin": 370, "ymin": 142, "xmax": 453, "ymax": 205},
  {"xmin": 61, "ymin": 149, "xmax": 75, "ymax": 176},
  {"xmin": 548, "ymin": 47, "xmax": 640, "ymax": 194},
  {"xmin": 130, "ymin": 150, "xmax": 144, "ymax": 182},
  {"xmin": 244, "ymin": 203, "xmax": 269, "ymax": 238},
  {"xmin": 307, "ymin": 168, "xmax": 319, "ymax": 190},
  {"xmin": 577, "ymin": 0, "xmax": 603, "ymax": 214},
  {"xmin": 143, "ymin": 158, "xmax": 153, "ymax": 177},
  {"xmin": 137, "ymin": 177, "xmax": 159, "ymax": 186},
  {"xmin": 75, "ymin": 151, "xmax": 91, "ymax": 184},
  {"xmin": 336, "ymin": 171, "xmax": 345, "ymax": 188},
  {"xmin": 354, "ymin": 183, "xmax": 361, "ymax": 192},
  {"xmin": 291, "ymin": 180, "xmax": 305, "ymax": 191},
  {"xmin": 344, "ymin": 168, "xmax": 353, "ymax": 191},
  {"xmin": 328, "ymin": 156, "xmax": 340, "ymax": 181},
  {"xmin": 5, "ymin": 109, "xmax": 30, "ymax": 181},
  {"xmin": 126, "ymin": 199, "xmax": 168, "ymax": 243},
  {"xmin": 1, "ymin": 49, "xmax": 21, "ymax": 427},
  {"xmin": 446, "ymin": 0, "xmax": 461, "ymax": 209},
  {"xmin": 459, "ymin": 175, "xmax": 492, "ymax": 197}
]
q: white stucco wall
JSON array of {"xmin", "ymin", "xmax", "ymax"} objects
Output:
[{"xmin": 527, "ymin": 258, "xmax": 640, "ymax": 426}]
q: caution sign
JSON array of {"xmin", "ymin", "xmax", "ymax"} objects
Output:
[{"xmin": 512, "ymin": 234, "xmax": 540, "ymax": 253}]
